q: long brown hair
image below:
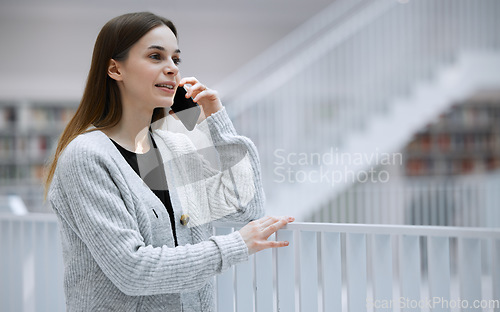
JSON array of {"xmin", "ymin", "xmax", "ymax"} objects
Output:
[{"xmin": 44, "ymin": 12, "xmax": 177, "ymax": 199}]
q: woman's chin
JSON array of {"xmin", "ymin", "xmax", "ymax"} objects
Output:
[{"xmin": 155, "ymin": 100, "xmax": 173, "ymax": 108}]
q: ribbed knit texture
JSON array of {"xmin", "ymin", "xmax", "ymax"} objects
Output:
[{"xmin": 48, "ymin": 107, "xmax": 265, "ymax": 311}]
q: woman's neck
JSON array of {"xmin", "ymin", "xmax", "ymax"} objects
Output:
[{"xmin": 102, "ymin": 102, "xmax": 154, "ymax": 154}]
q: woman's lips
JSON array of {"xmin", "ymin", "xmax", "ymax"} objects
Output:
[
  {"xmin": 155, "ymin": 82, "xmax": 176, "ymax": 94},
  {"xmin": 156, "ymin": 86, "xmax": 175, "ymax": 94}
]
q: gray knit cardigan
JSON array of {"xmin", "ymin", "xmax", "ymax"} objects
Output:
[{"xmin": 48, "ymin": 107, "xmax": 265, "ymax": 311}]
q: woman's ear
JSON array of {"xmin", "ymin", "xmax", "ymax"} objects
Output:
[{"xmin": 107, "ymin": 59, "xmax": 123, "ymax": 81}]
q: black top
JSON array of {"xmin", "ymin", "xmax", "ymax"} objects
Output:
[{"xmin": 110, "ymin": 132, "xmax": 178, "ymax": 247}]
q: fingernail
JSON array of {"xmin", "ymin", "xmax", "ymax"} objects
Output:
[{"xmin": 285, "ymin": 241, "xmax": 289, "ymax": 246}]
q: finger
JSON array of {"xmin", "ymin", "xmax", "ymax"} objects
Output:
[
  {"xmin": 261, "ymin": 216, "xmax": 294, "ymax": 229},
  {"xmin": 259, "ymin": 216, "xmax": 279, "ymax": 229},
  {"xmin": 262, "ymin": 218, "xmax": 288, "ymax": 238},
  {"xmin": 186, "ymin": 82, "xmax": 207, "ymax": 98},
  {"xmin": 256, "ymin": 216, "xmax": 273, "ymax": 225},
  {"xmin": 179, "ymin": 77, "xmax": 199, "ymax": 87},
  {"xmin": 192, "ymin": 89, "xmax": 216, "ymax": 103},
  {"xmin": 263, "ymin": 240, "xmax": 289, "ymax": 249}
]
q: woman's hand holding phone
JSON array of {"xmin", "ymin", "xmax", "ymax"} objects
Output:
[{"xmin": 172, "ymin": 77, "xmax": 223, "ymax": 120}]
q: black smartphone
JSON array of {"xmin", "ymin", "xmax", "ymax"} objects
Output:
[{"xmin": 171, "ymin": 85, "xmax": 201, "ymax": 131}]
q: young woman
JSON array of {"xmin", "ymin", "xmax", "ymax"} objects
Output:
[{"xmin": 44, "ymin": 12, "xmax": 293, "ymax": 312}]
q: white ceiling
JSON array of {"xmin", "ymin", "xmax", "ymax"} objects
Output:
[{"xmin": 0, "ymin": 0, "xmax": 334, "ymax": 101}]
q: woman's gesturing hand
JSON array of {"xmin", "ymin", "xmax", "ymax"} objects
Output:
[{"xmin": 238, "ymin": 216, "xmax": 295, "ymax": 255}]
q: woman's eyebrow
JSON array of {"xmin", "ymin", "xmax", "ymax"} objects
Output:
[{"xmin": 147, "ymin": 45, "xmax": 181, "ymax": 53}]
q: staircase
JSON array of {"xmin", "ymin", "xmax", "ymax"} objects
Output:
[{"xmin": 219, "ymin": 0, "xmax": 500, "ymax": 220}]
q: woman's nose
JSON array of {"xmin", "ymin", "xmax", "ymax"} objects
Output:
[{"xmin": 164, "ymin": 60, "xmax": 179, "ymax": 76}]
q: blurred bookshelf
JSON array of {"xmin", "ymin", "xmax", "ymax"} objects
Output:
[
  {"xmin": 404, "ymin": 90, "xmax": 500, "ymax": 176},
  {"xmin": 0, "ymin": 100, "xmax": 77, "ymax": 212}
]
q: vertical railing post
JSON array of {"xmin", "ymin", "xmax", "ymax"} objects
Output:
[
  {"xmin": 299, "ymin": 231, "xmax": 318, "ymax": 311},
  {"xmin": 458, "ymin": 238, "xmax": 482, "ymax": 308},
  {"xmin": 235, "ymin": 254, "xmax": 254, "ymax": 312},
  {"xmin": 371, "ymin": 234, "xmax": 393, "ymax": 312},
  {"xmin": 12, "ymin": 220, "xmax": 22, "ymax": 311},
  {"xmin": 254, "ymin": 247, "xmax": 273, "ymax": 311},
  {"xmin": 399, "ymin": 235, "xmax": 421, "ymax": 312},
  {"xmin": 492, "ymin": 239, "xmax": 500, "ymax": 312},
  {"xmin": 22, "ymin": 220, "xmax": 35, "ymax": 312},
  {"xmin": 34, "ymin": 221, "xmax": 47, "ymax": 310},
  {"xmin": 276, "ymin": 229, "xmax": 295, "ymax": 312},
  {"xmin": 346, "ymin": 233, "xmax": 367, "ymax": 312},
  {"xmin": 0, "ymin": 219, "xmax": 8, "ymax": 310},
  {"xmin": 321, "ymin": 231, "xmax": 342, "ymax": 312},
  {"xmin": 427, "ymin": 236, "xmax": 451, "ymax": 312},
  {"xmin": 46, "ymin": 221, "xmax": 61, "ymax": 312},
  {"xmin": 0, "ymin": 219, "xmax": 13, "ymax": 312}
]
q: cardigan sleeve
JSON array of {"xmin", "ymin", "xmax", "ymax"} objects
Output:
[
  {"xmin": 199, "ymin": 107, "xmax": 266, "ymax": 223},
  {"xmin": 49, "ymin": 138, "xmax": 248, "ymax": 296}
]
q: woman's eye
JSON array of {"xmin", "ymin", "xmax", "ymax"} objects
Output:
[
  {"xmin": 173, "ymin": 57, "xmax": 181, "ymax": 66},
  {"xmin": 149, "ymin": 53, "xmax": 161, "ymax": 60}
]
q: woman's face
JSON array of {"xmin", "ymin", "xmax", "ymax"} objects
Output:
[{"xmin": 112, "ymin": 25, "xmax": 181, "ymax": 111}]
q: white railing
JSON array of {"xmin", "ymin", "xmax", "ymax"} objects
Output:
[
  {"xmin": 215, "ymin": 222, "xmax": 500, "ymax": 312},
  {"xmin": 0, "ymin": 213, "xmax": 64, "ymax": 312},
  {"xmin": 2, "ymin": 213, "xmax": 499, "ymax": 312}
]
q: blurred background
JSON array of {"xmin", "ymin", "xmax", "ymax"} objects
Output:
[
  {"xmin": 0, "ymin": 0, "xmax": 333, "ymax": 212},
  {"xmin": 0, "ymin": 0, "xmax": 500, "ymax": 226},
  {"xmin": 2, "ymin": 0, "xmax": 500, "ymax": 228},
  {"xmin": 1, "ymin": 0, "xmax": 500, "ymax": 309}
]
